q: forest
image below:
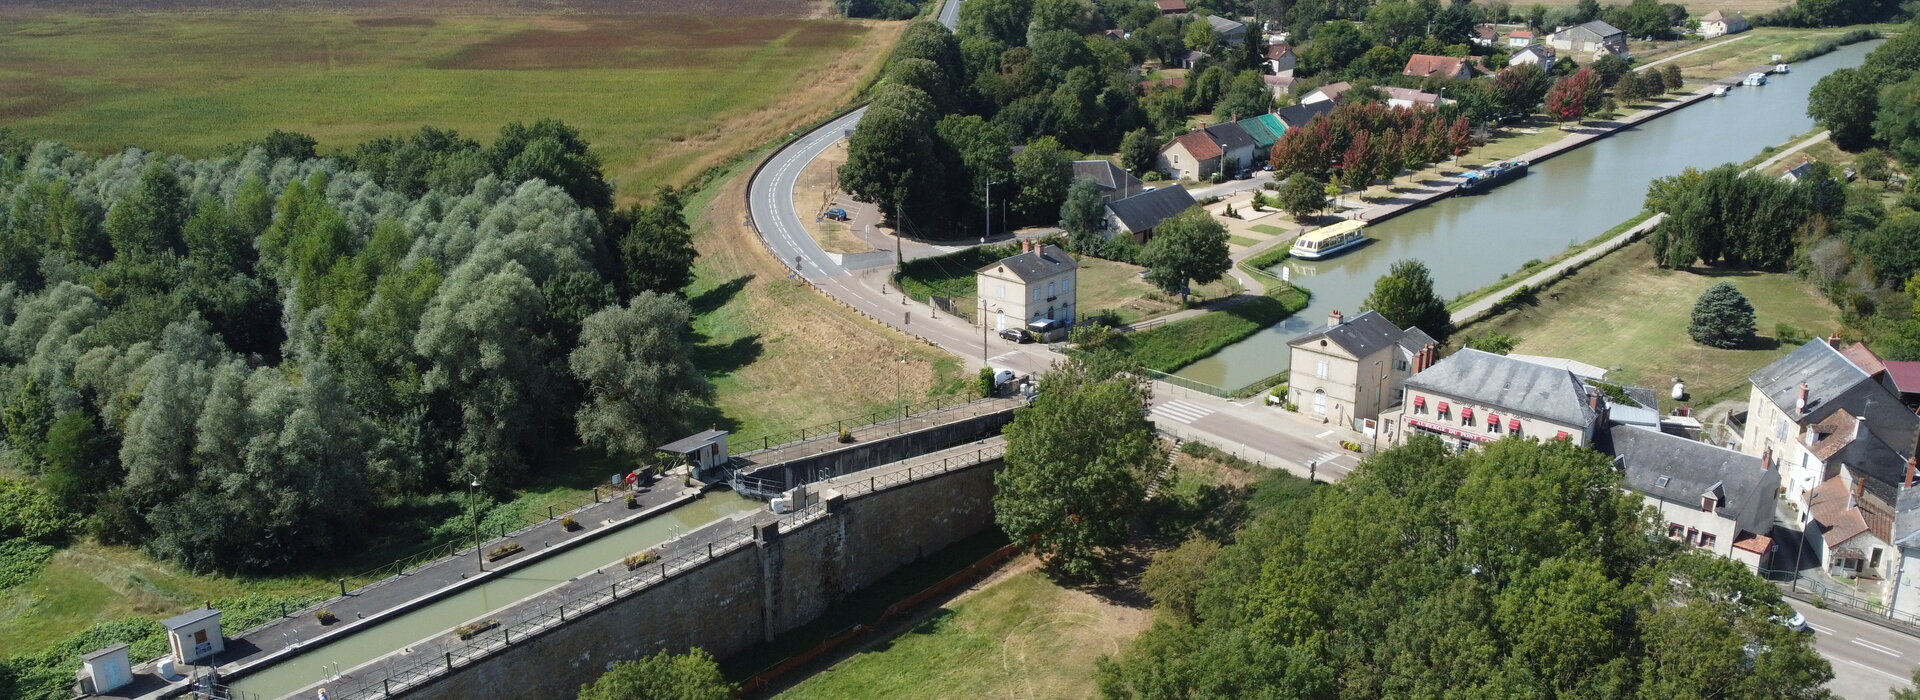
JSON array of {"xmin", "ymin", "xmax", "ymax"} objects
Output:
[{"xmin": 0, "ymin": 122, "xmax": 707, "ymax": 575}]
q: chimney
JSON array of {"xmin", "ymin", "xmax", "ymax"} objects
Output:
[
  {"xmin": 1588, "ymin": 386, "xmax": 1600, "ymax": 412},
  {"xmin": 1761, "ymin": 445, "xmax": 1772, "ymax": 471},
  {"xmin": 1828, "ymin": 334, "xmax": 1841, "ymax": 348},
  {"xmin": 1022, "ymin": 240, "xmax": 1031, "ymax": 253},
  {"xmin": 1851, "ymin": 477, "xmax": 1865, "ymax": 509},
  {"xmin": 1328, "ymin": 309, "xmax": 1343, "ymax": 328},
  {"xmin": 1906, "ymin": 456, "xmax": 1916, "ymax": 489},
  {"xmin": 1796, "ymin": 383, "xmax": 1809, "ymax": 414}
]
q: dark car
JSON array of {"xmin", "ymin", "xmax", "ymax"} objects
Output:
[
  {"xmin": 998, "ymin": 328, "xmax": 1028, "ymax": 343},
  {"xmin": 824, "ymin": 208, "xmax": 849, "ymax": 221}
]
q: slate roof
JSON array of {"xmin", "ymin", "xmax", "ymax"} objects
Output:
[
  {"xmin": 1288, "ymin": 309, "xmax": 1435, "ymax": 360},
  {"xmin": 1885, "ymin": 361, "xmax": 1920, "ymax": 394},
  {"xmin": 1750, "ymin": 339, "xmax": 1871, "ymax": 419},
  {"xmin": 1072, "ymin": 160, "xmax": 1144, "ymax": 199},
  {"xmin": 1510, "ymin": 45, "xmax": 1554, "ymax": 63},
  {"xmin": 1107, "ymin": 185, "xmax": 1198, "ymax": 233},
  {"xmin": 1566, "ymin": 19, "xmax": 1624, "ymax": 40},
  {"xmin": 979, "ymin": 246, "xmax": 1076, "ymax": 283},
  {"xmin": 1603, "ymin": 425, "xmax": 1779, "ymax": 537},
  {"xmin": 659, "ymin": 428, "xmax": 727, "ymax": 453},
  {"xmin": 162, "ymin": 607, "xmax": 221, "ymax": 631},
  {"xmin": 1205, "ymin": 15, "xmax": 1243, "ymax": 34},
  {"xmin": 1275, "ymin": 100, "xmax": 1335, "ymax": 128},
  {"xmin": 1403, "ymin": 54, "xmax": 1471, "ymax": 78},
  {"xmin": 1405, "ymin": 348, "xmax": 1597, "ymax": 427},
  {"xmin": 1204, "ymin": 121, "xmax": 1257, "ymax": 152},
  {"xmin": 1166, "ymin": 131, "xmax": 1222, "ymax": 161},
  {"xmin": 1263, "ymin": 73, "xmax": 1297, "ymax": 92},
  {"xmin": 1896, "ymin": 485, "xmax": 1920, "ymax": 547}
]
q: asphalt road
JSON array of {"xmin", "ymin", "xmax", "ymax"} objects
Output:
[{"xmin": 1787, "ymin": 599, "xmax": 1919, "ymax": 699}]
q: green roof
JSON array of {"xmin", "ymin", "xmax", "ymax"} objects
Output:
[{"xmin": 1241, "ymin": 113, "xmax": 1288, "ymax": 143}]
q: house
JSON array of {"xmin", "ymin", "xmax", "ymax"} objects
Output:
[
  {"xmin": 660, "ymin": 429, "xmax": 731, "ymax": 481},
  {"xmin": 1383, "ymin": 348, "xmax": 1608, "ymax": 449},
  {"xmin": 1275, "ymin": 100, "xmax": 1335, "ymax": 129},
  {"xmin": 1156, "ymin": 131, "xmax": 1222, "ymax": 180},
  {"xmin": 1105, "ymin": 185, "xmax": 1199, "ymax": 242},
  {"xmin": 1099, "ymin": 28, "xmax": 1127, "ymax": 40},
  {"xmin": 1382, "ymin": 86, "xmax": 1447, "ymax": 109},
  {"xmin": 1155, "ymin": 0, "xmax": 1186, "ymax": 15},
  {"xmin": 1202, "ymin": 121, "xmax": 1258, "ymax": 172},
  {"xmin": 1700, "ymin": 10, "xmax": 1750, "ymax": 38},
  {"xmin": 1550, "ymin": 20, "xmax": 1629, "ymax": 59},
  {"xmin": 1175, "ymin": 49, "xmax": 1211, "ymax": 69},
  {"xmin": 1781, "ymin": 158, "xmax": 1818, "ymax": 183},
  {"xmin": 1603, "ymin": 424, "xmax": 1781, "ymax": 569},
  {"xmin": 1740, "ymin": 338, "xmax": 1920, "ymax": 500},
  {"xmin": 1287, "ymin": 309, "xmax": 1439, "ymax": 432},
  {"xmin": 1508, "ymin": 44, "xmax": 1555, "ymax": 67},
  {"xmin": 1807, "ymin": 467, "xmax": 1899, "ymax": 584},
  {"xmin": 1471, "ymin": 25, "xmax": 1500, "ymax": 47},
  {"xmin": 1236, "ymin": 113, "xmax": 1285, "ymax": 156},
  {"xmin": 1264, "ymin": 43, "xmax": 1297, "ymax": 74},
  {"xmin": 1206, "ymin": 15, "xmax": 1246, "ymax": 46},
  {"xmin": 1884, "ymin": 360, "xmax": 1920, "ymax": 409},
  {"xmin": 1300, "ymin": 81, "xmax": 1352, "ymax": 105},
  {"xmin": 976, "ymin": 241, "xmax": 1076, "ymax": 333},
  {"xmin": 1403, "ymin": 54, "xmax": 1474, "ymax": 80},
  {"xmin": 1888, "ymin": 471, "xmax": 1920, "ymax": 620},
  {"xmin": 1263, "ymin": 71, "xmax": 1298, "ymax": 97},
  {"xmin": 1506, "ymin": 28, "xmax": 1535, "ymax": 48},
  {"xmin": 1072, "ymin": 160, "xmax": 1146, "ymax": 204}
]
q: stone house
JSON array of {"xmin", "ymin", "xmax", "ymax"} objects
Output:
[
  {"xmin": 1550, "ymin": 20, "xmax": 1629, "ymax": 59},
  {"xmin": 1071, "ymin": 160, "xmax": 1145, "ymax": 204},
  {"xmin": 1104, "ymin": 185, "xmax": 1198, "ymax": 243},
  {"xmin": 1471, "ymin": 24, "xmax": 1499, "ymax": 47},
  {"xmin": 1891, "ymin": 480, "xmax": 1920, "ymax": 620},
  {"xmin": 1263, "ymin": 71, "xmax": 1298, "ymax": 97},
  {"xmin": 1506, "ymin": 29, "xmax": 1535, "ymax": 48},
  {"xmin": 1301, "ymin": 81, "xmax": 1352, "ymax": 105},
  {"xmin": 1203, "ymin": 121, "xmax": 1258, "ymax": 173},
  {"xmin": 1604, "ymin": 424, "xmax": 1781, "ymax": 569},
  {"xmin": 1275, "ymin": 100, "xmax": 1334, "ymax": 129},
  {"xmin": 1264, "ymin": 43, "xmax": 1297, "ymax": 74},
  {"xmin": 1156, "ymin": 131, "xmax": 1221, "ymax": 180},
  {"xmin": 1383, "ymin": 348, "xmax": 1605, "ymax": 449},
  {"xmin": 975, "ymin": 241, "xmax": 1076, "ymax": 333},
  {"xmin": 1286, "ymin": 310, "xmax": 1438, "ymax": 433},
  {"xmin": 1508, "ymin": 44, "xmax": 1555, "ymax": 67},
  {"xmin": 1155, "ymin": 0, "xmax": 1186, "ymax": 15},
  {"xmin": 1740, "ymin": 339, "xmax": 1920, "ymax": 508},
  {"xmin": 1403, "ymin": 54, "xmax": 1474, "ymax": 80},
  {"xmin": 1206, "ymin": 15, "xmax": 1246, "ymax": 46},
  {"xmin": 1806, "ymin": 467, "xmax": 1898, "ymax": 583},
  {"xmin": 1700, "ymin": 10, "xmax": 1750, "ymax": 38}
]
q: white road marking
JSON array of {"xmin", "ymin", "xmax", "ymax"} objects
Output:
[
  {"xmin": 1307, "ymin": 451, "xmax": 1341, "ymax": 464},
  {"xmin": 1315, "ymin": 430, "xmax": 1335, "ymax": 438},
  {"xmin": 1852, "ymin": 638, "xmax": 1904, "ymax": 658},
  {"xmin": 1152, "ymin": 400, "xmax": 1213, "ymax": 424},
  {"xmin": 1807, "ymin": 623, "xmax": 1834, "ymax": 636},
  {"xmin": 1819, "ymin": 652, "xmax": 1914, "ymax": 684}
]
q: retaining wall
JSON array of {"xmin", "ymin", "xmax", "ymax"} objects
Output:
[{"xmin": 739, "ymin": 408, "xmax": 1013, "ymax": 489}]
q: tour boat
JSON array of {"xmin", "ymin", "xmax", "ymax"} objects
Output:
[
  {"xmin": 1456, "ymin": 160, "xmax": 1530, "ymax": 193},
  {"xmin": 1743, "ymin": 73, "xmax": 1768, "ymax": 86},
  {"xmin": 1775, "ymin": 63, "xmax": 1791, "ymax": 74},
  {"xmin": 1288, "ymin": 220, "xmax": 1369, "ymax": 261}
]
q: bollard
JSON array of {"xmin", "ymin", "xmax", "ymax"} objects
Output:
[
  {"xmin": 384, "ymin": 679, "xmax": 392, "ymax": 696},
  {"xmin": 446, "ymin": 652, "xmax": 453, "ymax": 670},
  {"xmin": 339, "ymin": 579, "xmax": 347, "ymax": 596},
  {"xmin": 708, "ymin": 542, "xmax": 714, "ymax": 558},
  {"xmin": 549, "ymin": 505, "xmax": 555, "ymax": 520},
  {"xmin": 504, "ymin": 627, "xmax": 511, "ymax": 644}
]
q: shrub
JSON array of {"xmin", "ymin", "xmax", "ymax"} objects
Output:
[
  {"xmin": 1775, "ymin": 322, "xmax": 1808, "ymax": 345},
  {"xmin": 625, "ymin": 493, "xmax": 638, "ymax": 509},
  {"xmin": 624, "ymin": 549, "xmax": 661, "ymax": 570},
  {"xmin": 837, "ymin": 427, "xmax": 853, "ymax": 443},
  {"xmin": 977, "ymin": 367, "xmax": 995, "ymax": 397},
  {"xmin": 0, "ymin": 538, "xmax": 56, "ymax": 589},
  {"xmin": 1688, "ymin": 282, "xmax": 1757, "ymax": 349},
  {"xmin": 486, "ymin": 541, "xmax": 523, "ymax": 561},
  {"xmin": 561, "ymin": 516, "xmax": 581, "ymax": 531},
  {"xmin": 1339, "ymin": 441, "xmax": 1363, "ymax": 452},
  {"xmin": 315, "ymin": 609, "xmax": 338, "ymax": 625},
  {"xmin": 454, "ymin": 619, "xmax": 500, "ymax": 639}
]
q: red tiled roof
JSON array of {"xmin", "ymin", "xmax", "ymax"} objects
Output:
[
  {"xmin": 1168, "ymin": 131, "xmax": 1222, "ymax": 161},
  {"xmin": 1732, "ymin": 531, "xmax": 1772, "ymax": 554},
  {"xmin": 1808, "ymin": 475, "xmax": 1869, "ymax": 547},
  {"xmin": 1404, "ymin": 54, "xmax": 1471, "ymax": 78},
  {"xmin": 1885, "ymin": 360, "xmax": 1920, "ymax": 394},
  {"xmin": 1155, "ymin": 0, "xmax": 1187, "ymax": 11},
  {"xmin": 1508, "ymin": 29, "xmax": 1534, "ymax": 39},
  {"xmin": 1808, "ymin": 409, "xmax": 1859, "ymax": 461},
  {"xmin": 1265, "ymin": 43, "xmax": 1293, "ymax": 60},
  {"xmin": 1840, "ymin": 342, "xmax": 1886, "ymax": 377}
]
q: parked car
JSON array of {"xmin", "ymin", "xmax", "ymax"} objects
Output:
[
  {"xmin": 1235, "ymin": 169, "xmax": 1252, "ymax": 180},
  {"xmin": 991, "ymin": 368, "xmax": 1017, "ymax": 387},
  {"xmin": 824, "ymin": 208, "xmax": 849, "ymax": 221},
  {"xmin": 1772, "ymin": 611, "xmax": 1811, "ymax": 633},
  {"xmin": 998, "ymin": 328, "xmax": 1028, "ymax": 343}
]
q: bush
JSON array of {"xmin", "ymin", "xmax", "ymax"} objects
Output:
[
  {"xmin": 1242, "ymin": 245, "xmax": 1291, "ymax": 271},
  {"xmin": 1108, "ymin": 285, "xmax": 1311, "ymax": 372},
  {"xmin": 1688, "ymin": 282, "xmax": 1757, "ymax": 349},
  {"xmin": 486, "ymin": 541, "xmax": 523, "ymax": 561},
  {"xmin": 454, "ymin": 618, "xmax": 500, "ymax": 639},
  {"xmin": 561, "ymin": 516, "xmax": 581, "ymax": 531},
  {"xmin": 624, "ymin": 549, "xmax": 661, "ymax": 570},
  {"xmin": 837, "ymin": 427, "xmax": 853, "ymax": 443},
  {"xmin": 315, "ymin": 608, "xmax": 337, "ymax": 624},
  {"xmin": 1775, "ymin": 322, "xmax": 1809, "ymax": 345},
  {"xmin": 0, "ymin": 538, "xmax": 56, "ymax": 589},
  {"xmin": 977, "ymin": 367, "xmax": 995, "ymax": 397}
]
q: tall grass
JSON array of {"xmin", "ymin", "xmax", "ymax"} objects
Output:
[{"xmin": 1783, "ymin": 28, "xmax": 1882, "ymax": 63}]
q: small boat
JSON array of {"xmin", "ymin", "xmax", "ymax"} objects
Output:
[
  {"xmin": 1456, "ymin": 160, "xmax": 1530, "ymax": 193},
  {"xmin": 1775, "ymin": 63, "xmax": 1791, "ymax": 74},
  {"xmin": 1743, "ymin": 72, "xmax": 1768, "ymax": 86},
  {"xmin": 1289, "ymin": 219, "xmax": 1369, "ymax": 260},
  {"xmin": 1713, "ymin": 85, "xmax": 1730, "ymax": 97}
]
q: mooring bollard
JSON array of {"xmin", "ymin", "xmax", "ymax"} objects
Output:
[
  {"xmin": 339, "ymin": 579, "xmax": 347, "ymax": 596},
  {"xmin": 446, "ymin": 652, "xmax": 453, "ymax": 670}
]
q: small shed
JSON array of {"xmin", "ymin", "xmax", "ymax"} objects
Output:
[
  {"xmin": 78, "ymin": 643, "xmax": 133, "ymax": 694},
  {"xmin": 660, "ymin": 429, "xmax": 730, "ymax": 477},
  {"xmin": 162, "ymin": 607, "xmax": 223, "ymax": 665}
]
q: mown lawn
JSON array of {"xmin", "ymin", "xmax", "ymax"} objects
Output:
[
  {"xmin": 0, "ymin": 12, "xmax": 896, "ymax": 198},
  {"xmin": 898, "ymin": 250, "xmax": 1237, "ymax": 326},
  {"xmin": 1111, "ymin": 283, "xmax": 1312, "ymax": 373},
  {"xmin": 1458, "ymin": 239, "xmax": 1840, "ymax": 408}
]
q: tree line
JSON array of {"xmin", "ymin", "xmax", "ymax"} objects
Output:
[{"xmin": 0, "ymin": 125, "xmax": 708, "ymax": 574}]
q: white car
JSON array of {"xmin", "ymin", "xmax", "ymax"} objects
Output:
[{"xmin": 1772, "ymin": 611, "xmax": 1810, "ymax": 633}]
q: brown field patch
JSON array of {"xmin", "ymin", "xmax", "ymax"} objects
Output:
[
  {"xmin": 352, "ymin": 16, "xmax": 436, "ymax": 27},
  {"xmin": 0, "ymin": 0, "xmax": 824, "ymax": 16},
  {"xmin": 434, "ymin": 15, "xmax": 797, "ymax": 70},
  {"xmin": 1471, "ymin": 0, "xmax": 1790, "ymax": 11}
]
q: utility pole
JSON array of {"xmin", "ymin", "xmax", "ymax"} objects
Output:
[
  {"xmin": 469, "ymin": 477, "xmax": 484, "ymax": 572},
  {"xmin": 982, "ymin": 177, "xmax": 994, "ymax": 244}
]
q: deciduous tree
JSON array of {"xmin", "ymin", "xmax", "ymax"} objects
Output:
[
  {"xmin": 1277, "ymin": 174, "xmax": 1329, "ymax": 221},
  {"xmin": 1810, "ymin": 67, "xmax": 1883, "ymax": 151},
  {"xmin": 1138, "ymin": 207, "xmax": 1231, "ymax": 303},
  {"xmin": 570, "ymin": 293, "xmax": 712, "ymax": 461},
  {"xmin": 620, "ymin": 187, "xmax": 697, "ymax": 296},
  {"xmin": 1059, "ymin": 178, "xmax": 1109, "ymax": 252},
  {"xmin": 1361, "ymin": 259, "xmax": 1452, "ymax": 343},
  {"xmin": 577, "ymin": 649, "xmax": 731, "ymax": 700}
]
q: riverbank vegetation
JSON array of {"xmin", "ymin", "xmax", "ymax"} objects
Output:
[
  {"xmin": 1088, "ymin": 282, "xmax": 1311, "ymax": 376},
  {"xmin": 1097, "ymin": 436, "xmax": 1832, "ymax": 698}
]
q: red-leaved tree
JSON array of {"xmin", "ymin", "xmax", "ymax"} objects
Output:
[{"xmin": 1545, "ymin": 68, "xmax": 1600, "ymax": 125}]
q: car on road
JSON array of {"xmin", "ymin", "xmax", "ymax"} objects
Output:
[
  {"xmin": 998, "ymin": 328, "xmax": 1028, "ymax": 343},
  {"xmin": 991, "ymin": 368, "xmax": 1017, "ymax": 388},
  {"xmin": 1773, "ymin": 611, "xmax": 1811, "ymax": 633},
  {"xmin": 824, "ymin": 208, "xmax": 849, "ymax": 221}
]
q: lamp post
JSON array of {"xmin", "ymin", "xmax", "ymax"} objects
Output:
[
  {"xmin": 982, "ymin": 177, "xmax": 996, "ymax": 244},
  {"xmin": 469, "ymin": 478, "xmax": 484, "ymax": 572},
  {"xmin": 979, "ymin": 302, "xmax": 1000, "ymax": 363}
]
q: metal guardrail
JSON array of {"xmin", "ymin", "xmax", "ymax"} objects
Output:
[
  {"xmin": 1763, "ymin": 567, "xmax": 1920, "ymax": 633},
  {"xmin": 732, "ymin": 395, "xmax": 1008, "ymax": 455}
]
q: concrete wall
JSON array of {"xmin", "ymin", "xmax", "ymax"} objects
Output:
[
  {"xmin": 396, "ymin": 456, "xmax": 1003, "ymax": 700},
  {"xmin": 743, "ymin": 409, "xmax": 1013, "ymax": 489}
]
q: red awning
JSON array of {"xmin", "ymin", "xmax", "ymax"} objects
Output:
[
  {"xmin": 1414, "ymin": 396, "xmax": 1426, "ymax": 407},
  {"xmin": 1509, "ymin": 418, "xmax": 1521, "ymax": 431},
  {"xmin": 1555, "ymin": 430, "xmax": 1569, "ymax": 440},
  {"xmin": 1409, "ymin": 418, "xmax": 1491, "ymax": 442},
  {"xmin": 1487, "ymin": 413, "xmax": 1500, "ymax": 427},
  {"xmin": 1438, "ymin": 401, "xmax": 1450, "ymax": 412},
  {"xmin": 1461, "ymin": 407, "xmax": 1474, "ymax": 421}
]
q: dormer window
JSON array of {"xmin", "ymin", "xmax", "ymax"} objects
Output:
[{"xmin": 1701, "ymin": 496, "xmax": 1717, "ymax": 512}]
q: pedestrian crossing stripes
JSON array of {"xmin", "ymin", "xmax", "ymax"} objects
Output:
[
  {"xmin": 1151, "ymin": 400, "xmax": 1213, "ymax": 424},
  {"xmin": 1306, "ymin": 451, "xmax": 1341, "ymax": 465}
]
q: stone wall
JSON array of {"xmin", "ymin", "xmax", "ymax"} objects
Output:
[
  {"xmin": 395, "ymin": 454, "xmax": 1003, "ymax": 700},
  {"xmin": 741, "ymin": 409, "xmax": 1013, "ymax": 488}
]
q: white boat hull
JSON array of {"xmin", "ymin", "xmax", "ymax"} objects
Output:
[{"xmin": 1290, "ymin": 236, "xmax": 1368, "ymax": 260}]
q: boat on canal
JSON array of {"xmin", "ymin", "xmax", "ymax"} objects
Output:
[
  {"xmin": 1289, "ymin": 219, "xmax": 1369, "ymax": 260},
  {"xmin": 1713, "ymin": 85, "xmax": 1730, "ymax": 97},
  {"xmin": 1456, "ymin": 160, "xmax": 1530, "ymax": 193},
  {"xmin": 1743, "ymin": 72, "xmax": 1768, "ymax": 86}
]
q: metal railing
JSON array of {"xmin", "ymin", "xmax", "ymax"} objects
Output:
[
  {"xmin": 830, "ymin": 444, "xmax": 1006, "ymax": 500},
  {"xmin": 731, "ymin": 396, "xmax": 1011, "ymax": 455},
  {"xmin": 1764, "ymin": 567, "xmax": 1920, "ymax": 632}
]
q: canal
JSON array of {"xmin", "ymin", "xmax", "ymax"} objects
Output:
[
  {"xmin": 230, "ymin": 491, "xmax": 760, "ymax": 699},
  {"xmin": 1174, "ymin": 40, "xmax": 1882, "ymax": 391}
]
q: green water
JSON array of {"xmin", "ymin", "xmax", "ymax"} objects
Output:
[{"xmin": 231, "ymin": 491, "xmax": 760, "ymax": 699}]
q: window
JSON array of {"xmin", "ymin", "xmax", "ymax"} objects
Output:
[
  {"xmin": 1313, "ymin": 390, "xmax": 1327, "ymax": 415},
  {"xmin": 1699, "ymin": 533, "xmax": 1716, "ymax": 550},
  {"xmin": 1437, "ymin": 402, "xmax": 1451, "ymax": 420},
  {"xmin": 1702, "ymin": 496, "xmax": 1717, "ymax": 512},
  {"xmin": 1774, "ymin": 417, "xmax": 1789, "ymax": 441},
  {"xmin": 1508, "ymin": 418, "xmax": 1521, "ymax": 435},
  {"xmin": 1461, "ymin": 407, "xmax": 1474, "ymax": 424},
  {"xmin": 1395, "ymin": 360, "xmax": 1409, "ymax": 371},
  {"xmin": 1668, "ymin": 523, "xmax": 1685, "ymax": 540},
  {"xmin": 1686, "ymin": 527, "xmax": 1698, "ymax": 545},
  {"xmin": 1047, "ymin": 281, "xmax": 1056, "ymax": 299},
  {"xmin": 1034, "ymin": 287, "xmax": 1043, "ymax": 302},
  {"xmin": 1316, "ymin": 360, "xmax": 1328, "ymax": 379},
  {"xmin": 1487, "ymin": 414, "xmax": 1501, "ymax": 433},
  {"xmin": 1413, "ymin": 396, "xmax": 1427, "ymax": 414},
  {"xmin": 1872, "ymin": 548, "xmax": 1884, "ymax": 570},
  {"xmin": 997, "ymin": 284, "xmax": 1006, "ymax": 300}
]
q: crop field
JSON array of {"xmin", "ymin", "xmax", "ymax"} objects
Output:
[{"xmin": 0, "ymin": 10, "xmax": 898, "ymax": 197}]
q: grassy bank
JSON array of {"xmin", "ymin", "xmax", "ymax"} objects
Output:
[
  {"xmin": 1111, "ymin": 283, "xmax": 1312, "ymax": 373},
  {"xmin": 898, "ymin": 247, "xmax": 1238, "ymax": 326},
  {"xmin": 1447, "ymin": 210, "xmax": 1658, "ymax": 315},
  {"xmin": 0, "ymin": 11, "xmax": 900, "ymax": 198}
]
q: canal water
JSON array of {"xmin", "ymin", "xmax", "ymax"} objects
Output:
[
  {"xmin": 1174, "ymin": 40, "xmax": 1882, "ymax": 390},
  {"xmin": 231, "ymin": 491, "xmax": 760, "ymax": 699}
]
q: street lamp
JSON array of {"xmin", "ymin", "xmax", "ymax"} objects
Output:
[
  {"xmin": 469, "ymin": 478, "xmax": 484, "ymax": 572},
  {"xmin": 982, "ymin": 177, "xmax": 996, "ymax": 244},
  {"xmin": 979, "ymin": 301, "xmax": 1001, "ymax": 363},
  {"xmin": 896, "ymin": 353, "xmax": 908, "ymax": 431}
]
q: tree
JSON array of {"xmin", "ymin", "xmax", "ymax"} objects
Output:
[
  {"xmin": 841, "ymin": 83, "xmax": 946, "ymax": 229},
  {"xmin": 1876, "ymin": 74, "xmax": 1920, "ymax": 169},
  {"xmin": 620, "ymin": 186, "xmax": 697, "ymax": 296},
  {"xmin": 995, "ymin": 359, "xmax": 1162, "ymax": 579},
  {"xmin": 1809, "ymin": 67, "xmax": 1883, "ymax": 151},
  {"xmin": 1688, "ymin": 282, "xmax": 1756, "ymax": 349},
  {"xmin": 40, "ymin": 411, "xmax": 116, "ymax": 514},
  {"xmin": 1299, "ymin": 20, "xmax": 1367, "ymax": 75},
  {"xmin": 1364, "ymin": 0, "xmax": 1428, "ymax": 46},
  {"xmin": 1012, "ymin": 136, "xmax": 1073, "ymax": 224},
  {"xmin": 1546, "ymin": 68, "xmax": 1600, "ymax": 125},
  {"xmin": 1493, "ymin": 63, "xmax": 1551, "ymax": 118},
  {"xmin": 1059, "ymin": 178, "xmax": 1109, "ymax": 252},
  {"xmin": 1661, "ymin": 63, "xmax": 1683, "ymax": 93},
  {"xmin": 1214, "ymin": 70, "xmax": 1273, "ymax": 122},
  {"xmin": 570, "ymin": 293, "xmax": 713, "ymax": 461},
  {"xmin": 492, "ymin": 119, "xmax": 614, "ymax": 215},
  {"xmin": 415, "ymin": 260, "xmax": 557, "ymax": 485},
  {"xmin": 1277, "ymin": 174, "xmax": 1329, "ymax": 221},
  {"xmin": 577, "ymin": 649, "xmax": 731, "ymax": 700},
  {"xmin": 1141, "ymin": 535, "xmax": 1221, "ymax": 622},
  {"xmin": 937, "ymin": 114, "xmax": 1015, "ymax": 233},
  {"xmin": 1118, "ymin": 128, "xmax": 1157, "ymax": 176},
  {"xmin": 104, "ymin": 159, "xmax": 188, "ymax": 262},
  {"xmin": 1361, "ymin": 259, "xmax": 1452, "ymax": 343},
  {"xmin": 1614, "ymin": 70, "xmax": 1647, "ymax": 105},
  {"xmin": 1463, "ymin": 331, "xmax": 1519, "ymax": 355},
  {"xmin": 1138, "ymin": 208, "xmax": 1231, "ymax": 304},
  {"xmin": 1862, "ymin": 209, "xmax": 1920, "ymax": 286}
]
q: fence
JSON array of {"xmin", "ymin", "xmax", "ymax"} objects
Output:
[
  {"xmin": 1155, "ymin": 421, "xmax": 1327, "ymax": 482},
  {"xmin": 1139, "ymin": 367, "xmax": 1235, "ymax": 399},
  {"xmin": 732, "ymin": 395, "xmax": 1010, "ymax": 455},
  {"xmin": 326, "ymin": 445, "xmax": 1006, "ymax": 700},
  {"xmin": 1763, "ymin": 567, "xmax": 1920, "ymax": 634}
]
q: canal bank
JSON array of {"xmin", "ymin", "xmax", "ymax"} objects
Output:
[{"xmin": 1171, "ymin": 39, "xmax": 1883, "ymax": 392}]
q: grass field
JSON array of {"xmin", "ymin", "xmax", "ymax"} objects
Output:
[
  {"xmin": 1112, "ymin": 283, "xmax": 1312, "ymax": 374},
  {"xmin": 898, "ymin": 251, "xmax": 1238, "ymax": 326},
  {"xmin": 1472, "ymin": 0, "xmax": 1791, "ymax": 11},
  {"xmin": 0, "ymin": 11, "xmax": 899, "ymax": 198},
  {"xmin": 1458, "ymin": 239, "xmax": 1839, "ymax": 408},
  {"xmin": 1635, "ymin": 27, "xmax": 1885, "ymax": 83}
]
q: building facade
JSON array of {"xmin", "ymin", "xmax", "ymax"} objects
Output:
[
  {"xmin": 1550, "ymin": 20, "xmax": 1629, "ymax": 58},
  {"xmin": 975, "ymin": 241, "xmax": 1077, "ymax": 332},
  {"xmin": 1384, "ymin": 348, "xmax": 1602, "ymax": 449},
  {"xmin": 1156, "ymin": 131, "xmax": 1222, "ymax": 180},
  {"xmin": 1607, "ymin": 425, "xmax": 1780, "ymax": 569},
  {"xmin": 1700, "ymin": 10, "xmax": 1750, "ymax": 38},
  {"xmin": 1286, "ymin": 310, "xmax": 1437, "ymax": 433}
]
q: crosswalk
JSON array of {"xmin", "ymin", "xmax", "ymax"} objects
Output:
[
  {"xmin": 1305, "ymin": 450, "xmax": 1342, "ymax": 466},
  {"xmin": 1151, "ymin": 400, "xmax": 1214, "ymax": 424}
]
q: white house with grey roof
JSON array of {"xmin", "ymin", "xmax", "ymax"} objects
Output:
[
  {"xmin": 976, "ymin": 241, "xmax": 1076, "ymax": 333},
  {"xmin": 1383, "ymin": 348, "xmax": 1606, "ymax": 450},
  {"xmin": 1890, "ymin": 478, "xmax": 1920, "ymax": 620},
  {"xmin": 1286, "ymin": 309, "xmax": 1437, "ymax": 433},
  {"xmin": 1740, "ymin": 339, "xmax": 1919, "ymax": 516},
  {"xmin": 1072, "ymin": 160, "xmax": 1146, "ymax": 204},
  {"xmin": 1602, "ymin": 424, "xmax": 1781, "ymax": 569},
  {"xmin": 1104, "ymin": 185, "xmax": 1198, "ymax": 242},
  {"xmin": 1549, "ymin": 20, "xmax": 1628, "ymax": 59}
]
